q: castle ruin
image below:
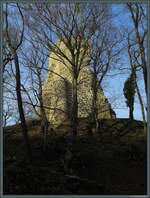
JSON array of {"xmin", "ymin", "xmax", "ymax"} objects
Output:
[{"xmin": 41, "ymin": 38, "xmax": 116, "ymax": 125}]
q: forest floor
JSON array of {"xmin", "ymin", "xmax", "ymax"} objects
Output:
[{"xmin": 3, "ymin": 118, "xmax": 147, "ymax": 195}]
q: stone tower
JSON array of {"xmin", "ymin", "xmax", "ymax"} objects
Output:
[{"xmin": 42, "ymin": 38, "xmax": 116, "ymax": 125}]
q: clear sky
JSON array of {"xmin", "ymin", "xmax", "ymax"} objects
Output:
[
  {"xmin": 102, "ymin": 3, "xmax": 147, "ymax": 121},
  {"xmin": 3, "ymin": 3, "xmax": 147, "ymax": 126}
]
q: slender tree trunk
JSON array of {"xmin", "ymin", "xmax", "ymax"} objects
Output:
[
  {"xmin": 143, "ymin": 67, "xmax": 147, "ymax": 97},
  {"xmin": 40, "ymin": 106, "xmax": 48, "ymax": 152},
  {"xmin": 41, "ymin": 113, "xmax": 48, "ymax": 152},
  {"xmin": 135, "ymin": 80, "xmax": 146, "ymax": 137},
  {"xmin": 38, "ymin": 83, "xmax": 49, "ymax": 152},
  {"xmin": 13, "ymin": 50, "xmax": 33, "ymax": 163},
  {"xmin": 92, "ymin": 74, "xmax": 99, "ymax": 135},
  {"xmin": 135, "ymin": 80, "xmax": 146, "ymax": 122},
  {"xmin": 127, "ymin": 3, "xmax": 147, "ymax": 97},
  {"xmin": 132, "ymin": 68, "xmax": 146, "ymax": 137},
  {"xmin": 135, "ymin": 29, "xmax": 147, "ymax": 96},
  {"xmin": 129, "ymin": 105, "xmax": 134, "ymax": 120},
  {"xmin": 72, "ymin": 76, "xmax": 78, "ymax": 139},
  {"xmin": 63, "ymin": 75, "xmax": 78, "ymax": 173},
  {"xmin": 4, "ymin": 5, "xmax": 32, "ymax": 163}
]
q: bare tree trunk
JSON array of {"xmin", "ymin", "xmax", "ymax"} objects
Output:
[
  {"xmin": 127, "ymin": 25, "xmax": 146, "ymax": 136},
  {"xmin": 40, "ymin": 105, "xmax": 49, "ymax": 152},
  {"xmin": 38, "ymin": 82, "xmax": 49, "ymax": 152},
  {"xmin": 129, "ymin": 105, "xmax": 134, "ymax": 120},
  {"xmin": 132, "ymin": 61, "xmax": 146, "ymax": 136},
  {"xmin": 135, "ymin": 31, "xmax": 147, "ymax": 97},
  {"xmin": 13, "ymin": 50, "xmax": 33, "ymax": 163},
  {"xmin": 72, "ymin": 76, "xmax": 78, "ymax": 139},
  {"xmin": 92, "ymin": 74, "xmax": 99, "ymax": 135},
  {"xmin": 63, "ymin": 75, "xmax": 78, "ymax": 173},
  {"xmin": 127, "ymin": 3, "xmax": 147, "ymax": 96},
  {"xmin": 41, "ymin": 114, "xmax": 48, "ymax": 152},
  {"xmin": 4, "ymin": 3, "xmax": 33, "ymax": 163},
  {"xmin": 135, "ymin": 80, "xmax": 146, "ymax": 122},
  {"xmin": 134, "ymin": 78, "xmax": 146, "ymax": 137}
]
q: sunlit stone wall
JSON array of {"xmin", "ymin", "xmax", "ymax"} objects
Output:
[{"xmin": 42, "ymin": 38, "xmax": 116, "ymax": 125}]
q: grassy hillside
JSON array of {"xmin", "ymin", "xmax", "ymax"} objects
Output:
[{"xmin": 3, "ymin": 118, "xmax": 147, "ymax": 195}]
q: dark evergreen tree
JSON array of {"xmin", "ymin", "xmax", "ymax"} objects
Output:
[{"xmin": 123, "ymin": 69, "xmax": 136, "ymax": 119}]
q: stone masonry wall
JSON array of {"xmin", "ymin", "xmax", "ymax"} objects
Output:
[{"xmin": 42, "ymin": 38, "xmax": 116, "ymax": 125}]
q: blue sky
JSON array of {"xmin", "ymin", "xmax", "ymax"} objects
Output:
[
  {"xmin": 3, "ymin": 3, "xmax": 147, "ymax": 125},
  {"xmin": 102, "ymin": 3, "xmax": 147, "ymax": 121}
]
